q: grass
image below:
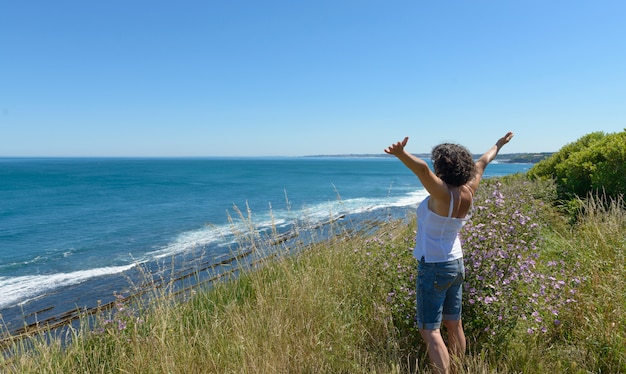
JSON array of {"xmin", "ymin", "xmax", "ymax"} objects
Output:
[{"xmin": 1, "ymin": 175, "xmax": 625, "ymax": 373}]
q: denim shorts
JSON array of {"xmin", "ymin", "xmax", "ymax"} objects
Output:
[{"xmin": 416, "ymin": 257, "xmax": 465, "ymax": 330}]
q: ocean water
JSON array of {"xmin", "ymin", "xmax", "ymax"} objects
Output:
[{"xmin": 0, "ymin": 157, "xmax": 530, "ymax": 332}]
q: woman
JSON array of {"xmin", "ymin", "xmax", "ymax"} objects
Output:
[{"xmin": 384, "ymin": 132, "xmax": 514, "ymax": 374}]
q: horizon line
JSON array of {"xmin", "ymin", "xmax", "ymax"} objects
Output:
[{"xmin": 0, "ymin": 152, "xmax": 555, "ymax": 159}]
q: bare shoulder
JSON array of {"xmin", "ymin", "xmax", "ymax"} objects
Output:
[
  {"xmin": 428, "ymin": 189, "xmax": 452, "ymax": 216},
  {"xmin": 466, "ymin": 176, "xmax": 481, "ymax": 195}
]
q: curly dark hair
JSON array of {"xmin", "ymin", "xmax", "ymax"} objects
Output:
[{"xmin": 431, "ymin": 143, "xmax": 476, "ymax": 186}]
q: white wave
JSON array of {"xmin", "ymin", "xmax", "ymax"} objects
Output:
[
  {"xmin": 300, "ymin": 190, "xmax": 427, "ymax": 218},
  {"xmin": 384, "ymin": 189, "xmax": 429, "ymax": 208},
  {"xmin": 0, "ymin": 264, "xmax": 136, "ymax": 310},
  {"xmin": 146, "ymin": 214, "xmax": 297, "ymax": 260},
  {"xmin": 145, "ymin": 190, "xmax": 429, "ymax": 263},
  {"xmin": 147, "ymin": 223, "xmax": 235, "ymax": 259}
]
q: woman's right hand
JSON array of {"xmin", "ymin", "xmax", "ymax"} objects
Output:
[{"xmin": 497, "ymin": 132, "xmax": 514, "ymax": 147}]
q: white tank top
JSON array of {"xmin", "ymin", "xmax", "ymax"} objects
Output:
[{"xmin": 413, "ymin": 192, "xmax": 471, "ymax": 263}]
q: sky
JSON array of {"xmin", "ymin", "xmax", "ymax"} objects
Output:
[{"xmin": 1, "ymin": 1, "xmax": 625, "ymax": 157}]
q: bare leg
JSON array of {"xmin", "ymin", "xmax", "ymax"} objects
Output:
[
  {"xmin": 419, "ymin": 328, "xmax": 450, "ymax": 374},
  {"xmin": 443, "ymin": 319, "xmax": 466, "ymax": 373},
  {"xmin": 443, "ymin": 319, "xmax": 466, "ymax": 360}
]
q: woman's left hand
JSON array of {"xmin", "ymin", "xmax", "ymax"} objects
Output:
[{"xmin": 384, "ymin": 137, "xmax": 409, "ymax": 155}]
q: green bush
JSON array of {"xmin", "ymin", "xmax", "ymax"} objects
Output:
[{"xmin": 528, "ymin": 129, "xmax": 626, "ymax": 200}]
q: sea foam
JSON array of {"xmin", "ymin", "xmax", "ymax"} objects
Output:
[{"xmin": 0, "ymin": 265, "xmax": 136, "ymax": 309}]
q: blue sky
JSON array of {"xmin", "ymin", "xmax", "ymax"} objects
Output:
[{"xmin": 1, "ymin": 1, "xmax": 625, "ymax": 157}]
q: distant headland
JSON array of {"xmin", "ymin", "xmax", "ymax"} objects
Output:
[{"xmin": 304, "ymin": 153, "xmax": 553, "ymax": 164}]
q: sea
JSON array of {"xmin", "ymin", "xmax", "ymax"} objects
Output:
[{"xmin": 0, "ymin": 157, "xmax": 530, "ymax": 334}]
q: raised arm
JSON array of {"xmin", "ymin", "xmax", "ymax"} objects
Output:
[
  {"xmin": 468, "ymin": 132, "xmax": 514, "ymax": 192},
  {"xmin": 384, "ymin": 137, "xmax": 449, "ymax": 199}
]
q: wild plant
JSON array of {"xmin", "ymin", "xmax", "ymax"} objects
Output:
[
  {"xmin": 364, "ymin": 229, "xmax": 417, "ymax": 329},
  {"xmin": 91, "ymin": 292, "xmax": 144, "ymax": 338},
  {"xmin": 461, "ymin": 179, "xmax": 582, "ymax": 349}
]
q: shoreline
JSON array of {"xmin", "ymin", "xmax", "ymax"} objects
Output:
[{"xmin": 1, "ymin": 206, "xmax": 412, "ymax": 341}]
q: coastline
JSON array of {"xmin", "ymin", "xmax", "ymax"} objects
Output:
[{"xmin": 1, "ymin": 206, "xmax": 413, "ymax": 339}]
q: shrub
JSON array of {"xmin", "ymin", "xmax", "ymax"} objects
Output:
[{"xmin": 528, "ymin": 129, "xmax": 626, "ymax": 200}]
